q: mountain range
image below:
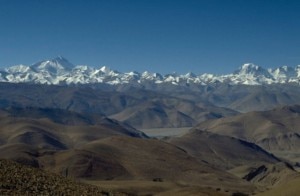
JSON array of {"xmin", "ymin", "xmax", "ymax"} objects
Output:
[
  {"xmin": 2, "ymin": 56, "xmax": 300, "ymax": 195},
  {"xmin": 1, "ymin": 56, "xmax": 300, "ymax": 85}
]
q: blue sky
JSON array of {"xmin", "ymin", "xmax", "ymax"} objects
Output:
[{"xmin": 0, "ymin": 0, "xmax": 300, "ymax": 74}]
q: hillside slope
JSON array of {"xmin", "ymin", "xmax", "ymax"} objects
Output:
[
  {"xmin": 196, "ymin": 105, "xmax": 300, "ymax": 163},
  {"xmin": 0, "ymin": 159, "xmax": 125, "ymax": 195}
]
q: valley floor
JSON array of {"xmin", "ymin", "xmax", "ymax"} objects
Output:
[{"xmin": 140, "ymin": 127, "xmax": 192, "ymax": 138}]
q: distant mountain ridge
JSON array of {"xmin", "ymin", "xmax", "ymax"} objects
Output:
[{"xmin": 1, "ymin": 57, "xmax": 300, "ymax": 85}]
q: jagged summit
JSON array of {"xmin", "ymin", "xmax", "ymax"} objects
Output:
[
  {"xmin": 1, "ymin": 57, "xmax": 300, "ymax": 85},
  {"xmin": 31, "ymin": 56, "xmax": 75, "ymax": 74},
  {"xmin": 99, "ymin": 66, "xmax": 111, "ymax": 74},
  {"xmin": 271, "ymin": 66, "xmax": 297, "ymax": 78},
  {"xmin": 184, "ymin": 72, "xmax": 197, "ymax": 78},
  {"xmin": 234, "ymin": 63, "xmax": 272, "ymax": 78},
  {"xmin": 236, "ymin": 63, "xmax": 260, "ymax": 73}
]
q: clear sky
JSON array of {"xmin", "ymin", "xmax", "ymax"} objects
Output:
[{"xmin": 0, "ymin": 0, "xmax": 300, "ymax": 74}]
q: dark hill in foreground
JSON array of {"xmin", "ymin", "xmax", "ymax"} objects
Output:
[{"xmin": 0, "ymin": 159, "xmax": 126, "ymax": 195}]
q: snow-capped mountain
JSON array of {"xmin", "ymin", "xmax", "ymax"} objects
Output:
[
  {"xmin": 31, "ymin": 56, "xmax": 75, "ymax": 74},
  {"xmin": 234, "ymin": 63, "xmax": 270, "ymax": 76},
  {"xmin": 1, "ymin": 57, "xmax": 300, "ymax": 85}
]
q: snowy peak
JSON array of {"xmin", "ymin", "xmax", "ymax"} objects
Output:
[
  {"xmin": 271, "ymin": 66, "xmax": 296, "ymax": 77},
  {"xmin": 184, "ymin": 72, "xmax": 197, "ymax": 78},
  {"xmin": 142, "ymin": 71, "xmax": 163, "ymax": 80},
  {"xmin": 234, "ymin": 63, "xmax": 271, "ymax": 77},
  {"xmin": 53, "ymin": 56, "xmax": 75, "ymax": 69},
  {"xmin": 6, "ymin": 64, "xmax": 31, "ymax": 73},
  {"xmin": 31, "ymin": 56, "xmax": 75, "ymax": 74},
  {"xmin": 99, "ymin": 66, "xmax": 111, "ymax": 74},
  {"xmin": 269, "ymin": 65, "xmax": 298, "ymax": 83},
  {"xmin": 1, "ymin": 57, "xmax": 300, "ymax": 85}
]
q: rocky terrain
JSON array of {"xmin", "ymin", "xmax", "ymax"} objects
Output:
[{"xmin": 0, "ymin": 159, "xmax": 126, "ymax": 195}]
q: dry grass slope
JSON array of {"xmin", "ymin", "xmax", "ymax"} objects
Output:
[
  {"xmin": 257, "ymin": 176, "xmax": 300, "ymax": 196},
  {"xmin": 196, "ymin": 105, "xmax": 300, "ymax": 163},
  {"xmin": 0, "ymin": 159, "xmax": 126, "ymax": 196},
  {"xmin": 169, "ymin": 130, "xmax": 280, "ymax": 170}
]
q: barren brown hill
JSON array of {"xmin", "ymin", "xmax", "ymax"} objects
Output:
[
  {"xmin": 241, "ymin": 162, "xmax": 299, "ymax": 187},
  {"xmin": 257, "ymin": 175, "xmax": 300, "ymax": 196},
  {"xmin": 0, "ymin": 110, "xmax": 147, "ymax": 166},
  {"xmin": 168, "ymin": 129, "xmax": 280, "ymax": 170},
  {"xmin": 110, "ymin": 95, "xmax": 238, "ymax": 129},
  {"xmin": 167, "ymin": 129, "xmax": 300, "ymax": 194},
  {"xmin": 110, "ymin": 101, "xmax": 196, "ymax": 128},
  {"xmin": 39, "ymin": 135, "xmax": 256, "ymax": 195},
  {"xmin": 196, "ymin": 105, "xmax": 300, "ymax": 163}
]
